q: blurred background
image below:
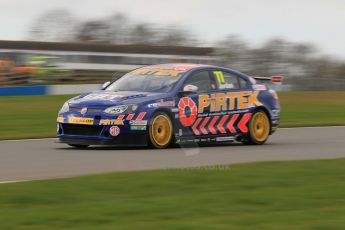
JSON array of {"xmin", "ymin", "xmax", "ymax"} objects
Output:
[{"xmin": 0, "ymin": 0, "xmax": 345, "ymax": 93}]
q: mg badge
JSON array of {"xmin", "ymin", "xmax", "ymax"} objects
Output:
[{"xmin": 80, "ymin": 107, "xmax": 88, "ymax": 115}]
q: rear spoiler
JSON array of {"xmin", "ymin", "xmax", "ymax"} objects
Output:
[{"xmin": 252, "ymin": 76, "xmax": 283, "ymax": 85}]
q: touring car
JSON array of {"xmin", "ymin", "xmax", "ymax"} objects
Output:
[{"xmin": 57, "ymin": 63, "xmax": 281, "ymax": 149}]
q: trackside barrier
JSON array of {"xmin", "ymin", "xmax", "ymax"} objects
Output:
[
  {"xmin": 0, "ymin": 85, "xmax": 47, "ymax": 96},
  {"xmin": 0, "ymin": 84, "xmax": 101, "ymax": 96}
]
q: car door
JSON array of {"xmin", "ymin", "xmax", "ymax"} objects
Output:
[
  {"xmin": 175, "ymin": 69, "xmax": 216, "ymax": 139},
  {"xmin": 210, "ymin": 69, "xmax": 252, "ymax": 136}
]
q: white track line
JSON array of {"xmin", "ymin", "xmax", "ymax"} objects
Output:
[
  {"xmin": 0, "ymin": 180, "xmax": 27, "ymax": 184},
  {"xmin": 0, "ymin": 138, "xmax": 56, "ymax": 142}
]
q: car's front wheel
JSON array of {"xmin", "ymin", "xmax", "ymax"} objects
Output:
[
  {"xmin": 244, "ymin": 110, "xmax": 270, "ymax": 145},
  {"xmin": 149, "ymin": 112, "xmax": 173, "ymax": 149}
]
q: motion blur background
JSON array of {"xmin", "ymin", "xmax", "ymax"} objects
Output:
[
  {"xmin": 1, "ymin": 0, "xmax": 345, "ymax": 94},
  {"xmin": 1, "ymin": 3, "xmax": 345, "ymax": 229}
]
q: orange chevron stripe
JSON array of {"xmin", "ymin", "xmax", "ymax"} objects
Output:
[
  {"xmin": 126, "ymin": 113, "xmax": 135, "ymax": 120},
  {"xmin": 238, "ymin": 113, "xmax": 252, "ymax": 133},
  {"xmin": 117, "ymin": 115, "xmax": 125, "ymax": 120},
  {"xmin": 227, "ymin": 114, "xmax": 239, "ymax": 133},
  {"xmin": 217, "ymin": 115, "xmax": 229, "ymax": 134},
  {"xmin": 192, "ymin": 118, "xmax": 202, "ymax": 135},
  {"xmin": 200, "ymin": 117, "xmax": 211, "ymax": 135},
  {"xmin": 136, "ymin": 112, "xmax": 146, "ymax": 120},
  {"xmin": 208, "ymin": 116, "xmax": 219, "ymax": 134}
]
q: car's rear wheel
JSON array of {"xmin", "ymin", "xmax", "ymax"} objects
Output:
[
  {"xmin": 149, "ymin": 112, "xmax": 173, "ymax": 149},
  {"xmin": 68, "ymin": 144, "xmax": 89, "ymax": 149},
  {"xmin": 244, "ymin": 110, "xmax": 270, "ymax": 145}
]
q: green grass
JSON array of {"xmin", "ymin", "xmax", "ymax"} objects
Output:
[
  {"xmin": 0, "ymin": 95, "xmax": 72, "ymax": 139},
  {"xmin": 279, "ymin": 91, "xmax": 345, "ymax": 127},
  {"xmin": 0, "ymin": 91, "xmax": 344, "ymax": 140},
  {"xmin": 1, "ymin": 159, "xmax": 345, "ymax": 229}
]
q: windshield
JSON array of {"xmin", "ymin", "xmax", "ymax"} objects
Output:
[{"xmin": 105, "ymin": 70, "xmax": 184, "ymax": 93}]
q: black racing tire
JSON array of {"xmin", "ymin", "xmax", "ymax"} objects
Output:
[
  {"xmin": 68, "ymin": 144, "xmax": 89, "ymax": 149},
  {"xmin": 243, "ymin": 110, "xmax": 270, "ymax": 145},
  {"xmin": 148, "ymin": 112, "xmax": 173, "ymax": 149}
]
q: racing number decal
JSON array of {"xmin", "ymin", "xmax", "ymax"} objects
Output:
[
  {"xmin": 178, "ymin": 97, "xmax": 197, "ymax": 126},
  {"xmin": 214, "ymin": 71, "xmax": 225, "ymax": 84}
]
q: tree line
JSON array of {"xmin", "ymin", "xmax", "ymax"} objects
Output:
[{"xmin": 29, "ymin": 9, "xmax": 345, "ymax": 90}]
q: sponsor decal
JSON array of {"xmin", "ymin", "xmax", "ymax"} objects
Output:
[
  {"xmin": 130, "ymin": 125, "xmax": 147, "ymax": 131},
  {"xmin": 56, "ymin": 117, "xmax": 64, "ymax": 123},
  {"xmin": 99, "ymin": 119, "xmax": 124, "ymax": 125},
  {"xmin": 109, "ymin": 126, "xmax": 120, "ymax": 136},
  {"xmin": 216, "ymin": 136, "xmax": 235, "ymax": 142},
  {"xmin": 178, "ymin": 91, "xmax": 261, "ymax": 128},
  {"xmin": 129, "ymin": 120, "xmax": 148, "ymax": 125},
  {"xmin": 177, "ymin": 136, "xmax": 236, "ymax": 144},
  {"xmin": 178, "ymin": 97, "xmax": 198, "ymax": 127},
  {"xmin": 148, "ymin": 100, "xmax": 176, "ymax": 108},
  {"xmin": 198, "ymin": 91, "xmax": 262, "ymax": 114},
  {"xmin": 80, "ymin": 107, "xmax": 88, "ymax": 115},
  {"xmin": 68, "ymin": 117, "xmax": 94, "ymax": 125}
]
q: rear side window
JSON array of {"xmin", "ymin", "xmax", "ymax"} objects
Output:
[{"xmin": 212, "ymin": 70, "xmax": 248, "ymax": 90}]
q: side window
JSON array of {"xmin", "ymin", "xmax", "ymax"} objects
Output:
[
  {"xmin": 182, "ymin": 71, "xmax": 214, "ymax": 93},
  {"xmin": 213, "ymin": 71, "xmax": 248, "ymax": 90}
]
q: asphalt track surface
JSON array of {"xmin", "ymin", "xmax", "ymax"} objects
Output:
[{"xmin": 0, "ymin": 126, "xmax": 345, "ymax": 183}]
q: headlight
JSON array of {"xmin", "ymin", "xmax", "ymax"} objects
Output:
[
  {"xmin": 59, "ymin": 102, "xmax": 69, "ymax": 113},
  {"xmin": 104, "ymin": 104, "xmax": 138, "ymax": 114}
]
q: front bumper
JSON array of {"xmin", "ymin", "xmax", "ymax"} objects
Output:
[
  {"xmin": 56, "ymin": 112, "xmax": 149, "ymax": 146},
  {"xmin": 58, "ymin": 134, "xmax": 148, "ymax": 146}
]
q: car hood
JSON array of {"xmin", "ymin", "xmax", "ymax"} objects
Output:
[{"xmin": 68, "ymin": 90, "xmax": 166, "ymax": 107}]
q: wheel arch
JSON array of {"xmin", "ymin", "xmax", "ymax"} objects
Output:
[
  {"xmin": 150, "ymin": 108, "xmax": 174, "ymax": 120},
  {"xmin": 252, "ymin": 106, "xmax": 273, "ymax": 134}
]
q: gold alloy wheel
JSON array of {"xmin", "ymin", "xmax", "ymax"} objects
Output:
[
  {"xmin": 249, "ymin": 111, "xmax": 270, "ymax": 144},
  {"xmin": 149, "ymin": 113, "xmax": 173, "ymax": 148}
]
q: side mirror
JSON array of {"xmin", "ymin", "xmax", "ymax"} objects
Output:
[
  {"xmin": 178, "ymin": 84, "xmax": 198, "ymax": 97},
  {"xmin": 102, "ymin": 81, "xmax": 111, "ymax": 89},
  {"xmin": 183, "ymin": 84, "xmax": 198, "ymax": 92}
]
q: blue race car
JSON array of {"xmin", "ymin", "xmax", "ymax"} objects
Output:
[{"xmin": 57, "ymin": 63, "xmax": 281, "ymax": 149}]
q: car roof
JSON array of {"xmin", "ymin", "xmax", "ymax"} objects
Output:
[
  {"xmin": 134, "ymin": 63, "xmax": 250, "ymax": 81},
  {"xmin": 139, "ymin": 63, "xmax": 211, "ymax": 72}
]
